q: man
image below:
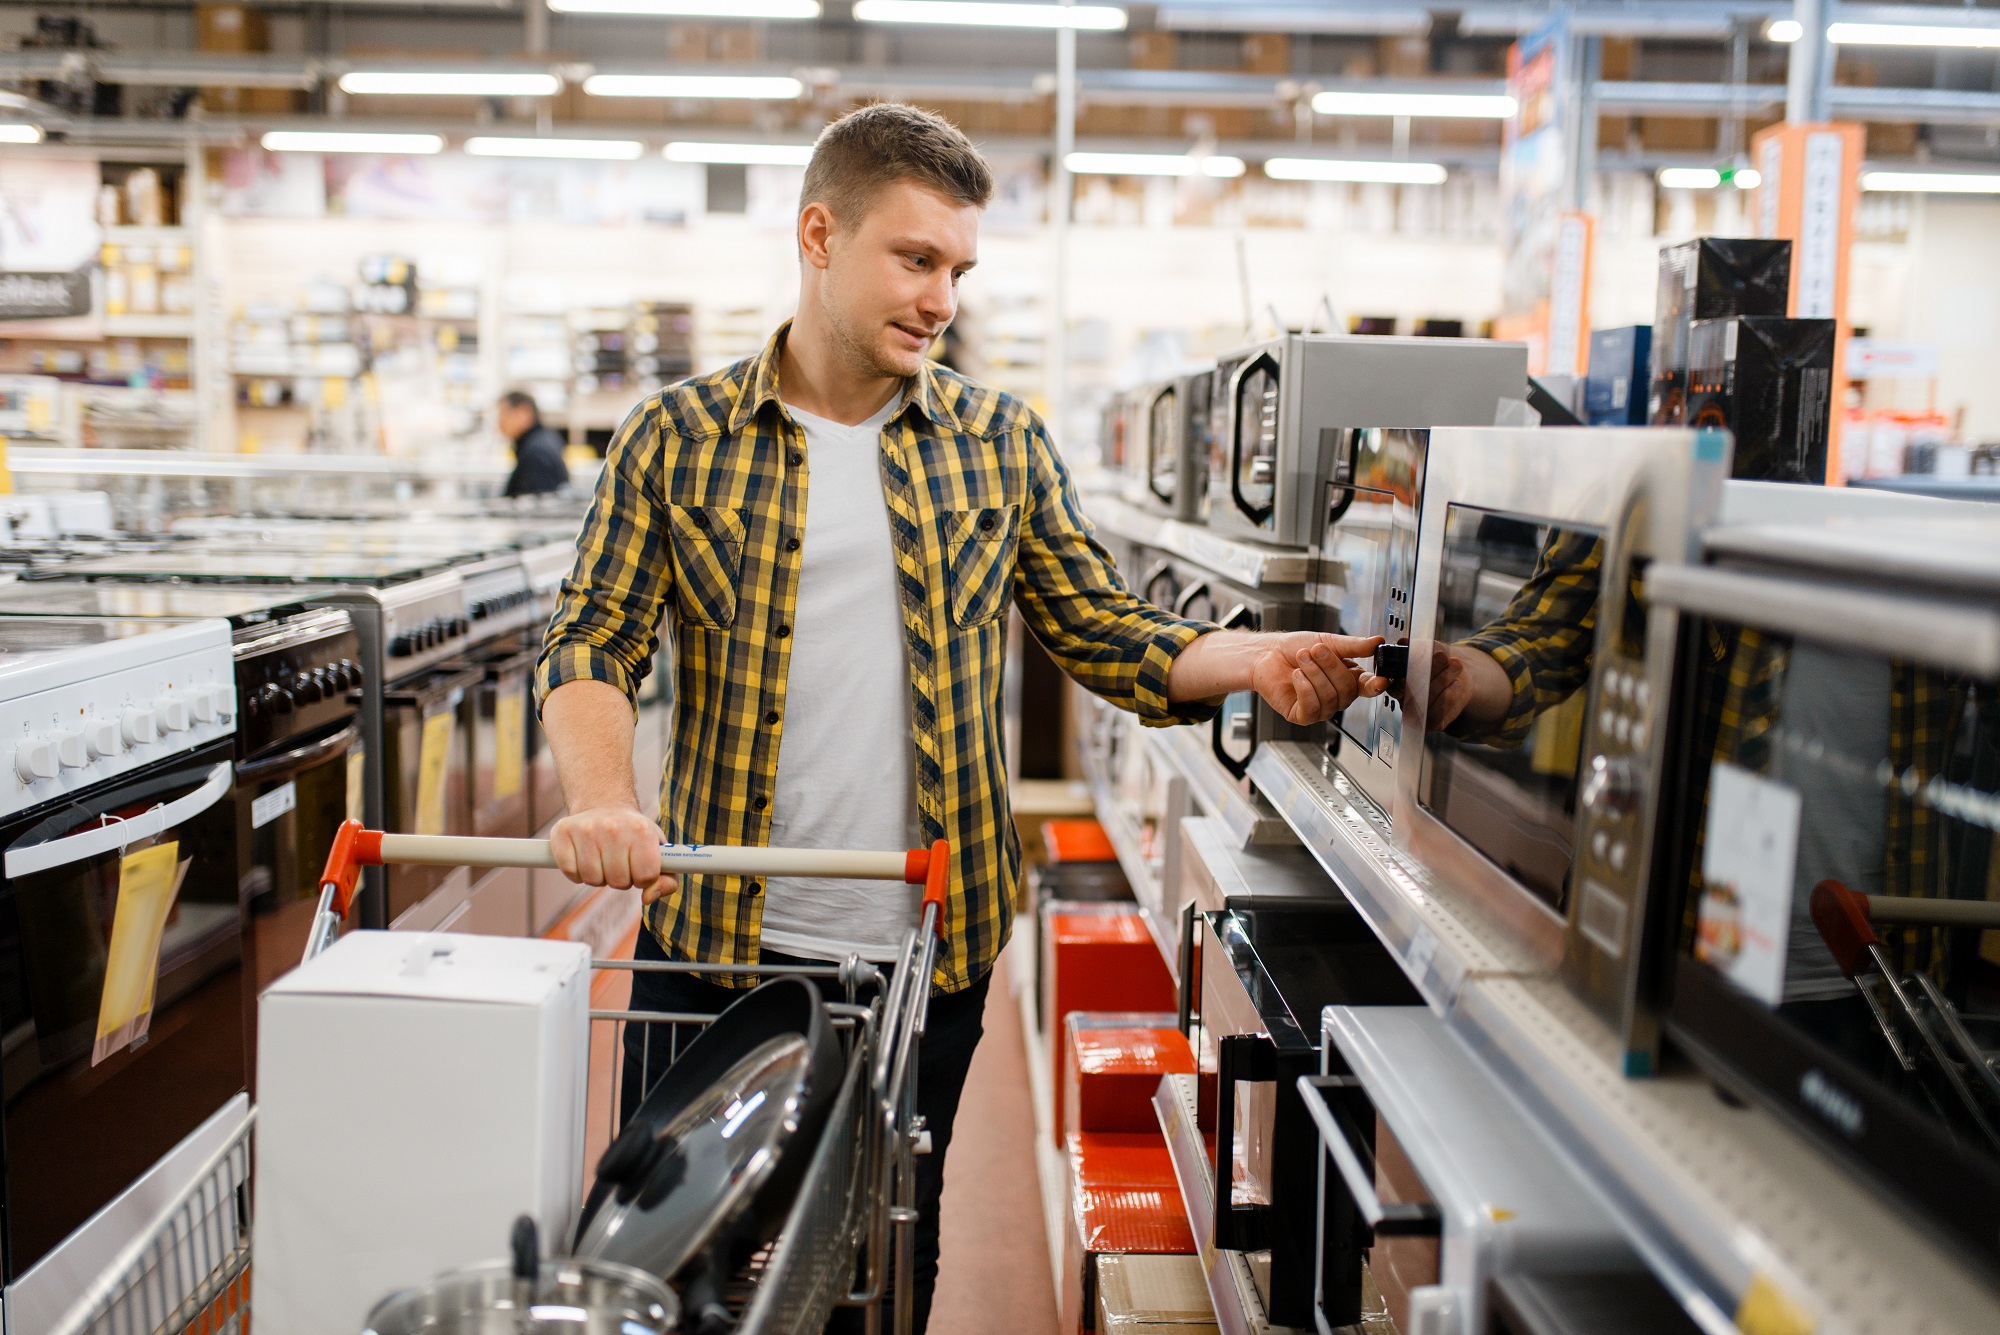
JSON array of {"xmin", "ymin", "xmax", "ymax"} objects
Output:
[
  {"xmin": 535, "ymin": 103, "xmax": 1386, "ymax": 1332},
  {"xmin": 496, "ymin": 389, "xmax": 570, "ymax": 497}
]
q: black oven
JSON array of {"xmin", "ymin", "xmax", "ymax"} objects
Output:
[
  {"xmin": 1648, "ymin": 514, "xmax": 2000, "ymax": 1281},
  {"xmin": 0, "ymin": 739, "xmax": 240, "ymax": 1287},
  {"xmin": 1395, "ymin": 427, "xmax": 1728, "ymax": 1073}
]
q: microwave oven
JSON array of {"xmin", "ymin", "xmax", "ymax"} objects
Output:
[
  {"xmin": 1203, "ymin": 336, "xmax": 1527, "ymax": 549},
  {"xmin": 1157, "ymin": 558, "xmax": 1312, "ymax": 779},
  {"xmin": 1123, "ymin": 371, "xmax": 1213, "ymax": 522},
  {"xmin": 1394, "ymin": 427, "xmax": 1729, "ymax": 1071},
  {"xmin": 1646, "ymin": 514, "xmax": 2000, "ymax": 1281}
]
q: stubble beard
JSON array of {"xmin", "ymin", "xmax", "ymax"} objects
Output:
[{"xmin": 821, "ymin": 283, "xmax": 935, "ymax": 382}]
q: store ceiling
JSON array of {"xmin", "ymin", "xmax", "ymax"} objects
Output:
[{"xmin": 0, "ymin": 0, "xmax": 1995, "ymax": 168}]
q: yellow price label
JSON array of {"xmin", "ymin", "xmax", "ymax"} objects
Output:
[
  {"xmin": 347, "ymin": 748, "xmax": 367, "ymax": 823},
  {"xmin": 1736, "ymin": 1275, "xmax": 1815, "ymax": 1335},
  {"xmin": 493, "ymin": 685, "xmax": 525, "ymax": 801},
  {"xmin": 415, "ymin": 708, "xmax": 455, "ymax": 837},
  {"xmin": 94, "ymin": 841, "xmax": 186, "ymax": 1067}
]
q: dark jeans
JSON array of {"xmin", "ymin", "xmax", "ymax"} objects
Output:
[{"xmin": 622, "ymin": 928, "xmax": 991, "ymax": 1335}]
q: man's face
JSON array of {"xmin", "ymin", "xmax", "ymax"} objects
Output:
[
  {"xmin": 805, "ymin": 178, "xmax": 979, "ymax": 380},
  {"xmin": 495, "ymin": 401, "xmax": 535, "ymax": 440}
]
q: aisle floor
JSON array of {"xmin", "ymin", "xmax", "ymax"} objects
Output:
[{"xmin": 931, "ymin": 952, "xmax": 1061, "ymax": 1335}]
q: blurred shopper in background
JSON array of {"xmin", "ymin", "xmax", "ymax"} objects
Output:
[{"xmin": 496, "ymin": 389, "xmax": 570, "ymax": 498}]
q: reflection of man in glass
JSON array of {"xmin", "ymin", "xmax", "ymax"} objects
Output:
[{"xmin": 1420, "ymin": 529, "xmax": 1603, "ymax": 745}]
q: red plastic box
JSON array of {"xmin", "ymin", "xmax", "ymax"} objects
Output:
[{"xmin": 1042, "ymin": 907, "xmax": 1177, "ymax": 1140}]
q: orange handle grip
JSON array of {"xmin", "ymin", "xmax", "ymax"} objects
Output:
[
  {"xmin": 318, "ymin": 818, "xmax": 383, "ymax": 919},
  {"xmin": 923, "ymin": 838, "xmax": 949, "ymax": 938}
]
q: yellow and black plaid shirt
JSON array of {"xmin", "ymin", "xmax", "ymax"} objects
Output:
[{"xmin": 536, "ymin": 323, "xmax": 1216, "ymax": 991}]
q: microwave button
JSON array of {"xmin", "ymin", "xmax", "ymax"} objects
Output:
[
  {"xmin": 1609, "ymin": 840, "xmax": 1629, "ymax": 873},
  {"xmin": 1590, "ymin": 829, "xmax": 1609, "ymax": 863},
  {"xmin": 1612, "ymin": 714, "xmax": 1631, "ymax": 745},
  {"xmin": 1633, "ymin": 678, "xmax": 1651, "ymax": 710},
  {"xmin": 85, "ymin": 718, "xmax": 123, "ymax": 758},
  {"xmin": 1581, "ymin": 754, "xmax": 1638, "ymax": 818},
  {"xmin": 13, "ymin": 736, "xmax": 57, "ymax": 783},
  {"xmin": 122, "ymin": 706, "xmax": 159, "ymax": 746},
  {"xmin": 1630, "ymin": 720, "xmax": 1649, "ymax": 751},
  {"xmin": 1599, "ymin": 706, "xmax": 1618, "ymax": 737}
]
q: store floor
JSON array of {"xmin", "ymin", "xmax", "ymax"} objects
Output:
[{"xmin": 931, "ymin": 952, "xmax": 1061, "ymax": 1335}]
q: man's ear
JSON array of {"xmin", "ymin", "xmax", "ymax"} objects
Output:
[{"xmin": 798, "ymin": 201, "xmax": 836, "ymax": 271}]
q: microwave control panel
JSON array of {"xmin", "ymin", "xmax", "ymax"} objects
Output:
[{"xmin": 0, "ymin": 628, "xmax": 236, "ymax": 819}]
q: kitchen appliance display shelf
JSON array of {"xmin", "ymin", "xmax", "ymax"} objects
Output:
[
  {"xmin": 1088, "ymin": 494, "xmax": 1323, "ymax": 591},
  {"xmin": 1245, "ymin": 739, "xmax": 2000, "ymax": 1335}
]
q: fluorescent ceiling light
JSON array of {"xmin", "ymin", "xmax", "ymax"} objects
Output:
[
  {"xmin": 0, "ymin": 124, "xmax": 43, "ymax": 144},
  {"xmin": 1312, "ymin": 90, "xmax": 1516, "ymax": 119},
  {"xmin": 261, "ymin": 130, "xmax": 445, "ymax": 154},
  {"xmin": 1264, "ymin": 157, "xmax": 1447, "ymax": 184},
  {"xmin": 1063, "ymin": 151, "xmax": 1243, "ymax": 177},
  {"xmin": 1766, "ymin": 18, "xmax": 1802, "ymax": 42},
  {"xmin": 854, "ymin": 1, "xmax": 1128, "ymax": 30},
  {"xmin": 1829, "ymin": 22, "xmax": 2000, "ymax": 49},
  {"xmin": 664, "ymin": 141, "xmax": 814, "ymax": 165},
  {"xmin": 1863, "ymin": 170, "xmax": 2000, "ymax": 193},
  {"xmin": 466, "ymin": 136, "xmax": 644, "ymax": 160},
  {"xmin": 583, "ymin": 74, "xmax": 803, "ymax": 99},
  {"xmin": 1731, "ymin": 167, "xmax": 1761, "ymax": 190},
  {"xmin": 549, "ymin": 0, "xmax": 817, "ymax": 13},
  {"xmin": 338, "ymin": 71, "xmax": 561, "ymax": 97},
  {"xmin": 1658, "ymin": 167, "xmax": 1720, "ymax": 189}
]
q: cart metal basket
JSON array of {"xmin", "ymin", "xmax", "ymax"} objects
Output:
[{"xmin": 52, "ymin": 824, "xmax": 949, "ymax": 1335}]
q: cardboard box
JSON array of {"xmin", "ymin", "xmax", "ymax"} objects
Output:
[
  {"xmin": 1649, "ymin": 238, "xmax": 1792, "ymax": 425},
  {"xmin": 1096, "ymin": 1253, "xmax": 1218, "ymax": 1332},
  {"xmin": 253, "ymin": 930, "xmax": 591, "ymax": 1335},
  {"xmin": 1584, "ymin": 325, "xmax": 1652, "ymax": 426},
  {"xmin": 1065, "ymin": 1015, "xmax": 1195, "ymax": 1141},
  {"xmin": 1686, "ymin": 316, "xmax": 1837, "ymax": 484},
  {"xmin": 1061, "ymin": 1131, "xmax": 1197, "ymax": 1333}
]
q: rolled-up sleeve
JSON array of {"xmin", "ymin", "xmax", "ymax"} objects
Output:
[
  {"xmin": 535, "ymin": 403, "xmax": 673, "ymax": 714},
  {"xmin": 1011, "ymin": 417, "xmax": 1218, "ymax": 727}
]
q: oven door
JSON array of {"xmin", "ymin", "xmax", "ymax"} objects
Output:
[
  {"xmin": 380, "ymin": 665, "xmax": 483, "ymax": 925},
  {"xmin": 461, "ymin": 642, "xmax": 534, "ymax": 843},
  {"xmin": 241, "ymin": 719, "xmax": 359, "ymax": 1005},
  {"xmin": 0, "ymin": 742, "xmax": 241, "ymax": 1283}
]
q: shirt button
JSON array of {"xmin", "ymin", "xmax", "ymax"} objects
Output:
[
  {"xmin": 753, "ymin": 795, "xmax": 768, "ymax": 810},
  {"xmin": 777, "ymin": 624, "xmax": 791, "ymax": 638},
  {"xmin": 979, "ymin": 513, "xmax": 996, "ymax": 532},
  {"xmin": 746, "ymin": 880, "xmax": 763, "ymax": 896},
  {"xmin": 764, "ymin": 709, "xmax": 780, "ymax": 724},
  {"xmin": 786, "ymin": 537, "xmax": 801, "ymax": 552},
  {"xmin": 788, "ymin": 450, "xmax": 803, "ymax": 466}
]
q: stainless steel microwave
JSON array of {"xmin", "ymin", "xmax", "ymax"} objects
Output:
[
  {"xmin": 1123, "ymin": 370, "xmax": 1213, "ymax": 522},
  {"xmin": 1203, "ymin": 336, "xmax": 1528, "ymax": 549},
  {"xmin": 1647, "ymin": 513, "xmax": 2000, "ymax": 1282},
  {"xmin": 1391, "ymin": 427, "xmax": 1729, "ymax": 1072}
]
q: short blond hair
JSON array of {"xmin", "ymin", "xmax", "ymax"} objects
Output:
[{"xmin": 801, "ymin": 102, "xmax": 994, "ymax": 225}]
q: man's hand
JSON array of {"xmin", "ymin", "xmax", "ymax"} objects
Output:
[
  {"xmin": 1409, "ymin": 642, "xmax": 1513, "ymax": 733},
  {"xmin": 551, "ymin": 804, "xmax": 678, "ymax": 905},
  {"xmin": 1168, "ymin": 628, "xmax": 1389, "ymax": 723}
]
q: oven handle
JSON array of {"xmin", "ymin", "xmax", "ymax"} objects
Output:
[
  {"xmin": 1297, "ymin": 1074, "xmax": 1443, "ymax": 1237},
  {"xmin": 236, "ymin": 723, "xmax": 357, "ymax": 786},
  {"xmin": 1213, "ymin": 1030, "xmax": 1276, "ymax": 1251},
  {"xmin": 5, "ymin": 762, "xmax": 233, "ymax": 878},
  {"xmin": 1209, "ymin": 604, "xmax": 1255, "ymax": 779},
  {"xmin": 1644, "ymin": 563, "xmax": 2000, "ymax": 677}
]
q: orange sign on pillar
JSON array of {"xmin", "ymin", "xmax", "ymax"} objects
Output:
[{"xmin": 1749, "ymin": 121, "xmax": 1863, "ymax": 482}]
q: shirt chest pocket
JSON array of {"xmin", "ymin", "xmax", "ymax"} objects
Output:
[
  {"xmin": 940, "ymin": 504, "xmax": 1019, "ymax": 628},
  {"xmin": 665, "ymin": 504, "xmax": 746, "ymax": 630}
]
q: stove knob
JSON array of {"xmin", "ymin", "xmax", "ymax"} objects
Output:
[
  {"xmin": 470, "ymin": 599, "xmax": 490, "ymax": 620},
  {"xmin": 211, "ymin": 684, "xmax": 237, "ymax": 721},
  {"xmin": 272, "ymin": 684, "xmax": 296, "ymax": 715},
  {"xmin": 53, "ymin": 730, "xmax": 87, "ymax": 769},
  {"xmin": 389, "ymin": 634, "xmax": 412, "ymax": 658},
  {"xmin": 343, "ymin": 660, "xmax": 364, "ymax": 690},
  {"xmin": 122, "ymin": 707, "xmax": 159, "ymax": 746},
  {"xmin": 85, "ymin": 718, "xmax": 123, "ymax": 758},
  {"xmin": 451, "ymin": 616, "xmax": 469, "ymax": 636},
  {"xmin": 190, "ymin": 689, "xmax": 217, "ymax": 723},
  {"xmin": 157, "ymin": 697, "xmax": 190, "ymax": 733},
  {"xmin": 294, "ymin": 672, "xmax": 324, "ymax": 705},
  {"xmin": 13, "ymin": 737, "xmax": 57, "ymax": 783}
]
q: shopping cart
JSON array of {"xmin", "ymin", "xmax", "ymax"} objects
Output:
[{"xmin": 53, "ymin": 821, "xmax": 952, "ymax": 1335}]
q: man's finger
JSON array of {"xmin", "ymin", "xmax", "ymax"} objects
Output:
[
  {"xmin": 1294, "ymin": 654, "xmax": 1348, "ymax": 719},
  {"xmin": 1289, "ymin": 667, "xmax": 1324, "ymax": 723},
  {"xmin": 603, "ymin": 843, "xmax": 634, "ymax": 891},
  {"xmin": 1309, "ymin": 632, "xmax": 1386, "ymax": 661},
  {"xmin": 642, "ymin": 873, "xmax": 677, "ymax": 905}
]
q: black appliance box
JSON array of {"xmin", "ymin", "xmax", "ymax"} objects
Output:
[
  {"xmin": 1648, "ymin": 238, "xmax": 1792, "ymax": 425},
  {"xmin": 1685, "ymin": 316, "xmax": 1837, "ymax": 484}
]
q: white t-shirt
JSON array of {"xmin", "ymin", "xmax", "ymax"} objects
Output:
[{"xmin": 760, "ymin": 393, "xmax": 922, "ymax": 962}]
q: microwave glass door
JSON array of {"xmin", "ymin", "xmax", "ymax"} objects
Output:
[
  {"xmin": 1327, "ymin": 429, "xmax": 1428, "ymax": 769},
  {"xmin": 0, "ymin": 744, "xmax": 242, "ymax": 1280},
  {"xmin": 1416, "ymin": 505, "xmax": 1604, "ymax": 915},
  {"xmin": 1232, "ymin": 355, "xmax": 1281, "ymax": 526},
  {"xmin": 1148, "ymin": 384, "xmax": 1180, "ymax": 506},
  {"xmin": 1671, "ymin": 619, "xmax": 2000, "ymax": 1256}
]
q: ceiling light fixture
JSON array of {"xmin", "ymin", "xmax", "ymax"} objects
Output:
[
  {"xmin": 261, "ymin": 130, "xmax": 445, "ymax": 154},
  {"xmin": 1766, "ymin": 18, "xmax": 1803, "ymax": 42},
  {"xmin": 1828, "ymin": 21, "xmax": 2000, "ymax": 49},
  {"xmin": 664, "ymin": 141, "xmax": 815, "ymax": 166},
  {"xmin": 0, "ymin": 124, "xmax": 44, "ymax": 144},
  {"xmin": 466, "ymin": 136, "xmax": 645, "ymax": 160},
  {"xmin": 584, "ymin": 74, "xmax": 804, "ymax": 99},
  {"xmin": 1263, "ymin": 157, "xmax": 1448, "ymax": 184},
  {"xmin": 1063, "ymin": 151, "xmax": 1244, "ymax": 177},
  {"xmin": 1311, "ymin": 89, "xmax": 1517, "ymax": 119},
  {"xmin": 1862, "ymin": 170, "xmax": 2000, "ymax": 193},
  {"xmin": 549, "ymin": 0, "xmax": 818, "ymax": 14},
  {"xmin": 1657, "ymin": 167, "xmax": 1721, "ymax": 189},
  {"xmin": 853, "ymin": 1, "xmax": 1128, "ymax": 31},
  {"xmin": 338, "ymin": 71, "xmax": 561, "ymax": 97}
]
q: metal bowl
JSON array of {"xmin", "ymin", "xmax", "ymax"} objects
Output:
[{"xmin": 362, "ymin": 1255, "xmax": 679, "ymax": 1335}]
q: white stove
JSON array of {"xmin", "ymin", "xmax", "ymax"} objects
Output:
[{"xmin": 0, "ymin": 616, "xmax": 236, "ymax": 819}]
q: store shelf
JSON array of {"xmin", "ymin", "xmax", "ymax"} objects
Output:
[
  {"xmin": 1245, "ymin": 739, "xmax": 2000, "ymax": 1335},
  {"xmin": 7, "ymin": 446, "xmax": 512, "ymax": 483},
  {"xmin": 1088, "ymin": 494, "xmax": 1322, "ymax": 589},
  {"xmin": 103, "ymin": 314, "xmax": 194, "ymax": 339},
  {"xmin": 1149, "ymin": 724, "xmax": 1294, "ymax": 851}
]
